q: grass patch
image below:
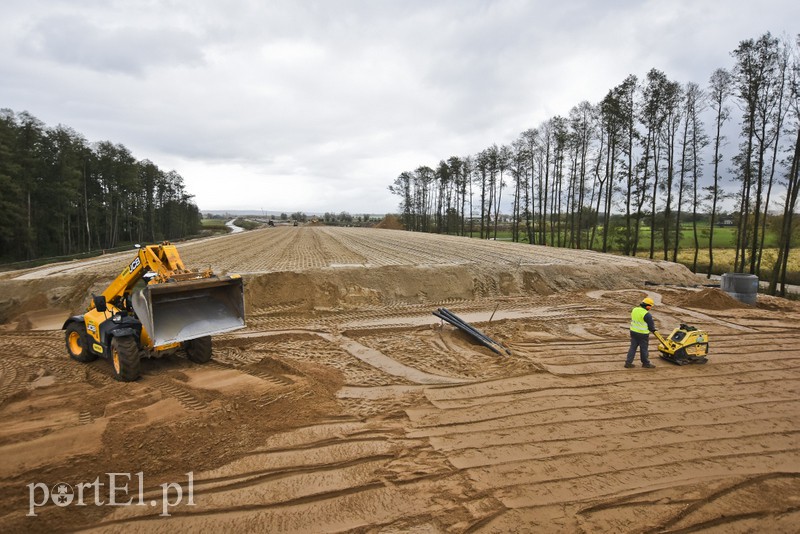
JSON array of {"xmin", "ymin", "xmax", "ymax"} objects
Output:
[
  {"xmin": 200, "ymin": 218, "xmax": 231, "ymax": 236},
  {"xmin": 233, "ymin": 218, "xmax": 263, "ymax": 231},
  {"xmin": 201, "ymin": 218, "xmax": 228, "ymax": 229}
]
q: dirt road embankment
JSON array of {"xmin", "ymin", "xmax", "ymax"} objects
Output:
[
  {"xmin": 1, "ymin": 227, "xmax": 798, "ymax": 533},
  {"xmin": 1, "ymin": 227, "xmax": 699, "ymax": 325}
]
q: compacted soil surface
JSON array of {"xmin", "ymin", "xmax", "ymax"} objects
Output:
[{"xmin": 1, "ymin": 227, "xmax": 798, "ymax": 532}]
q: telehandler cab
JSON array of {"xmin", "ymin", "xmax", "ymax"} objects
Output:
[{"xmin": 62, "ymin": 242, "xmax": 245, "ymax": 381}]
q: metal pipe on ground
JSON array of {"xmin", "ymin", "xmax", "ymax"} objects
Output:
[
  {"xmin": 434, "ymin": 308, "xmax": 511, "ymax": 356},
  {"xmin": 438, "ymin": 308, "xmax": 508, "ymax": 347},
  {"xmin": 437, "ymin": 308, "xmax": 499, "ymax": 348}
]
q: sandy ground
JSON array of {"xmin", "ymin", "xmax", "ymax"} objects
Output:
[{"xmin": 0, "ymin": 226, "xmax": 798, "ymax": 533}]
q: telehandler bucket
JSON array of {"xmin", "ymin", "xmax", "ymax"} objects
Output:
[{"xmin": 131, "ymin": 275, "xmax": 245, "ymax": 346}]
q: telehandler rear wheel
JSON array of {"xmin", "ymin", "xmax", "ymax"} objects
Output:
[
  {"xmin": 185, "ymin": 336, "xmax": 213, "ymax": 363},
  {"xmin": 65, "ymin": 323, "xmax": 97, "ymax": 363},
  {"xmin": 111, "ymin": 335, "xmax": 140, "ymax": 382}
]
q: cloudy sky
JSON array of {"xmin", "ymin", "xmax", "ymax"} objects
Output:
[{"xmin": 1, "ymin": 1, "xmax": 797, "ymax": 214}]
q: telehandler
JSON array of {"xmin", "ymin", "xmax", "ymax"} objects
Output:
[{"xmin": 62, "ymin": 242, "xmax": 246, "ymax": 381}]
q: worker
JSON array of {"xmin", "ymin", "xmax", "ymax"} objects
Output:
[{"xmin": 625, "ymin": 297, "xmax": 657, "ymax": 368}]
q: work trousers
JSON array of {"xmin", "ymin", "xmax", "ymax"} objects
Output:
[{"xmin": 626, "ymin": 331, "xmax": 652, "ymax": 365}]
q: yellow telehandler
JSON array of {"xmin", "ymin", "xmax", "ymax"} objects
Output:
[{"xmin": 62, "ymin": 242, "xmax": 245, "ymax": 381}]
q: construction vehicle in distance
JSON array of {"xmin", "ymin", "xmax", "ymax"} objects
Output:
[
  {"xmin": 654, "ymin": 324, "xmax": 709, "ymax": 365},
  {"xmin": 62, "ymin": 242, "xmax": 246, "ymax": 381}
]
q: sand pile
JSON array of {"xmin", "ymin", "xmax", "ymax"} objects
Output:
[
  {"xmin": 239, "ymin": 261, "xmax": 702, "ymax": 311},
  {"xmin": 373, "ymin": 214, "xmax": 404, "ymax": 230},
  {"xmin": 670, "ymin": 287, "xmax": 752, "ymax": 310}
]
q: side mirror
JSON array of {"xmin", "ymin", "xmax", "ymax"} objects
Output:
[{"xmin": 93, "ymin": 295, "xmax": 107, "ymax": 312}]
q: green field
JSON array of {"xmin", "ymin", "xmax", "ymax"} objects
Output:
[
  {"xmin": 631, "ymin": 224, "xmax": 777, "ymax": 249},
  {"xmin": 478, "ymin": 223, "xmax": 788, "ymax": 250},
  {"xmin": 468, "ymin": 223, "xmax": 799, "ymax": 282}
]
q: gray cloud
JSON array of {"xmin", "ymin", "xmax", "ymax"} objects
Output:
[
  {"xmin": 22, "ymin": 14, "xmax": 205, "ymax": 75},
  {"xmin": 1, "ymin": 0, "xmax": 798, "ymax": 213}
]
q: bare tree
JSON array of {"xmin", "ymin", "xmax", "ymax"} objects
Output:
[
  {"xmin": 520, "ymin": 128, "xmax": 540, "ymax": 244},
  {"xmin": 731, "ymin": 32, "xmax": 781, "ymax": 273},
  {"xmin": 641, "ymin": 69, "xmax": 671, "ymax": 259},
  {"xmin": 706, "ymin": 68, "xmax": 733, "ymax": 277},
  {"xmin": 757, "ymin": 40, "xmax": 791, "ymax": 273},
  {"xmin": 769, "ymin": 34, "xmax": 800, "ymax": 296},
  {"xmin": 660, "ymin": 79, "xmax": 683, "ymax": 261},
  {"xmin": 677, "ymin": 83, "xmax": 709, "ymax": 270},
  {"xmin": 614, "ymin": 75, "xmax": 639, "ymax": 255}
]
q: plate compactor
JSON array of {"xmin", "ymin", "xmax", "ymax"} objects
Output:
[{"xmin": 653, "ymin": 324, "xmax": 709, "ymax": 365}]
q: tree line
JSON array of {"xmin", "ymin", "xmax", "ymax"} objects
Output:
[
  {"xmin": 389, "ymin": 33, "xmax": 800, "ymax": 297},
  {"xmin": 0, "ymin": 110, "xmax": 201, "ymax": 264}
]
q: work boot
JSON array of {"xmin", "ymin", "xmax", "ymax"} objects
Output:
[
  {"xmin": 642, "ymin": 362, "xmax": 656, "ymax": 368},
  {"xmin": 624, "ymin": 363, "xmax": 635, "ymax": 368}
]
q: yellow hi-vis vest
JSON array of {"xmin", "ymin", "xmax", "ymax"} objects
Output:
[{"xmin": 630, "ymin": 306, "xmax": 650, "ymax": 334}]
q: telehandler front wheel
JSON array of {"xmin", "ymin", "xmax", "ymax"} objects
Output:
[
  {"xmin": 184, "ymin": 336, "xmax": 213, "ymax": 364},
  {"xmin": 65, "ymin": 322, "xmax": 97, "ymax": 363},
  {"xmin": 111, "ymin": 335, "xmax": 141, "ymax": 382}
]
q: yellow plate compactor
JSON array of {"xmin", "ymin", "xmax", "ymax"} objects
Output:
[{"xmin": 653, "ymin": 324, "xmax": 709, "ymax": 365}]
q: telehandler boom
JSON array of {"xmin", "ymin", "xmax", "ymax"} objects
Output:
[{"xmin": 62, "ymin": 242, "xmax": 245, "ymax": 381}]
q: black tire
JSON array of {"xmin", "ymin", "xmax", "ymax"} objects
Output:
[
  {"xmin": 65, "ymin": 322, "xmax": 97, "ymax": 363},
  {"xmin": 111, "ymin": 335, "xmax": 140, "ymax": 382},
  {"xmin": 184, "ymin": 336, "xmax": 213, "ymax": 364}
]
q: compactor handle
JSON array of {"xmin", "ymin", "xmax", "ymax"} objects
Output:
[{"xmin": 652, "ymin": 330, "xmax": 668, "ymax": 345}]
